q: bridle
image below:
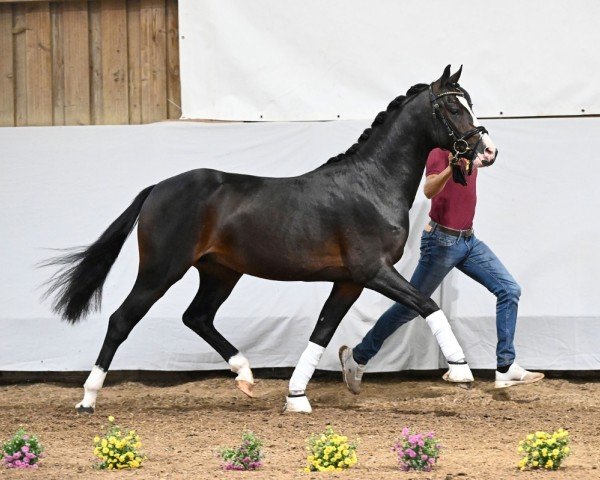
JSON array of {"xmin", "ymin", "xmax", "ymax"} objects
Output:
[{"xmin": 429, "ymin": 85, "xmax": 488, "ymax": 162}]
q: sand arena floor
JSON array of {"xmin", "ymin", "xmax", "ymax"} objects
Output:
[{"xmin": 0, "ymin": 374, "xmax": 599, "ymax": 479}]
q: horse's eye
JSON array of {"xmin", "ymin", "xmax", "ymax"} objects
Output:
[{"xmin": 449, "ymin": 107, "xmax": 460, "ymax": 115}]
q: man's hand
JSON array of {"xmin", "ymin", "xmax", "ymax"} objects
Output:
[
  {"xmin": 448, "ymin": 152, "xmax": 475, "ymax": 169},
  {"xmin": 448, "ymin": 152, "xmax": 488, "ymax": 170},
  {"xmin": 447, "ymin": 153, "xmax": 470, "ymax": 186},
  {"xmin": 448, "ymin": 152, "xmax": 459, "ymax": 165}
]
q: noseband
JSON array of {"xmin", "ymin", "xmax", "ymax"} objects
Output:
[{"xmin": 429, "ymin": 85, "xmax": 488, "ymax": 161}]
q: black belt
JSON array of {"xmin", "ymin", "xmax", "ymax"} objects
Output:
[{"xmin": 429, "ymin": 220, "xmax": 473, "ymax": 238}]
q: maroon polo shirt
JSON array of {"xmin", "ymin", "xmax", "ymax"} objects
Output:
[{"xmin": 426, "ymin": 148, "xmax": 477, "ymax": 230}]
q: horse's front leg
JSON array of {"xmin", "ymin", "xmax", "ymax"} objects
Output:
[
  {"xmin": 365, "ymin": 265, "xmax": 473, "ymax": 382},
  {"xmin": 284, "ymin": 282, "xmax": 363, "ymax": 413}
]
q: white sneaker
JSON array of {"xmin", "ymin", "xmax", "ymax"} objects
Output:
[
  {"xmin": 495, "ymin": 363, "xmax": 544, "ymax": 389},
  {"xmin": 442, "ymin": 362, "xmax": 474, "ymax": 383},
  {"xmin": 339, "ymin": 346, "xmax": 365, "ymax": 395}
]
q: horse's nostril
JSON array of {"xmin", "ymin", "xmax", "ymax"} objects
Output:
[{"xmin": 485, "ymin": 147, "xmax": 497, "ymax": 158}]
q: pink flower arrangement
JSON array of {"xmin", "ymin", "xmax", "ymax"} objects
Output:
[
  {"xmin": 2, "ymin": 428, "xmax": 44, "ymax": 469},
  {"xmin": 217, "ymin": 430, "xmax": 264, "ymax": 471},
  {"xmin": 391, "ymin": 427, "xmax": 441, "ymax": 472}
]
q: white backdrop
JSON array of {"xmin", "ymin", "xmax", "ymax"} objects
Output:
[
  {"xmin": 1, "ymin": 119, "xmax": 599, "ymax": 372},
  {"xmin": 179, "ymin": 0, "xmax": 600, "ymax": 121}
]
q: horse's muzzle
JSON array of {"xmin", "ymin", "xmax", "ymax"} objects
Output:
[{"xmin": 481, "ymin": 148, "xmax": 498, "ymax": 167}]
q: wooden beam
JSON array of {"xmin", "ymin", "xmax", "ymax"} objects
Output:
[
  {"xmin": 0, "ymin": 3, "xmax": 14, "ymax": 126},
  {"xmin": 13, "ymin": 3, "xmax": 26, "ymax": 125},
  {"xmin": 127, "ymin": 0, "xmax": 141, "ymax": 124},
  {"xmin": 24, "ymin": 2, "xmax": 52, "ymax": 125},
  {"xmin": 0, "ymin": 1, "xmax": 90, "ymax": 3},
  {"xmin": 165, "ymin": 0, "xmax": 179, "ymax": 119},
  {"xmin": 140, "ymin": 0, "xmax": 166, "ymax": 123},
  {"xmin": 100, "ymin": 0, "xmax": 128, "ymax": 124},
  {"xmin": 62, "ymin": 0, "xmax": 89, "ymax": 124},
  {"xmin": 88, "ymin": 0, "xmax": 102, "ymax": 124},
  {"xmin": 51, "ymin": 1, "xmax": 65, "ymax": 125}
]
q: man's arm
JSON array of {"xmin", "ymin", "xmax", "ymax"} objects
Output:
[
  {"xmin": 424, "ymin": 151, "xmax": 483, "ymax": 198},
  {"xmin": 423, "ymin": 165, "xmax": 452, "ymax": 199}
]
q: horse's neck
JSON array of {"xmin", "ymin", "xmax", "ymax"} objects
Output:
[
  {"xmin": 354, "ymin": 101, "xmax": 433, "ymax": 211},
  {"xmin": 379, "ymin": 145, "xmax": 430, "ymax": 205}
]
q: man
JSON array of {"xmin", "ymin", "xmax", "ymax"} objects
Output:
[{"xmin": 339, "ymin": 148, "xmax": 544, "ymax": 392}]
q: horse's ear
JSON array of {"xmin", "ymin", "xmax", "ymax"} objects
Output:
[
  {"xmin": 448, "ymin": 65, "xmax": 462, "ymax": 84},
  {"xmin": 437, "ymin": 65, "xmax": 452, "ymax": 86}
]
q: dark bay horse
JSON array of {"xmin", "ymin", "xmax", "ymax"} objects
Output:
[{"xmin": 44, "ymin": 66, "xmax": 497, "ymax": 413}]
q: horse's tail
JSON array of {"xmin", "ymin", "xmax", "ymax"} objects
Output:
[{"xmin": 41, "ymin": 185, "xmax": 156, "ymax": 324}]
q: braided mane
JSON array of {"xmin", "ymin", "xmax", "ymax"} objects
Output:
[{"xmin": 321, "ymin": 83, "xmax": 429, "ymax": 167}]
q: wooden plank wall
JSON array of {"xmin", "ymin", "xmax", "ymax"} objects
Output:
[{"xmin": 0, "ymin": 0, "xmax": 181, "ymax": 126}]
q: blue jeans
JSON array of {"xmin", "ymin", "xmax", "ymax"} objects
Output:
[{"xmin": 353, "ymin": 227, "xmax": 521, "ymax": 368}]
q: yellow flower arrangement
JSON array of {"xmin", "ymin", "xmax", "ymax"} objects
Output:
[
  {"xmin": 517, "ymin": 428, "xmax": 570, "ymax": 471},
  {"xmin": 92, "ymin": 416, "xmax": 146, "ymax": 469},
  {"xmin": 304, "ymin": 425, "xmax": 357, "ymax": 472}
]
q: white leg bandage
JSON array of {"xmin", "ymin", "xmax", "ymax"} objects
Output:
[
  {"xmin": 228, "ymin": 353, "xmax": 254, "ymax": 384},
  {"xmin": 77, "ymin": 365, "xmax": 107, "ymax": 409},
  {"xmin": 289, "ymin": 342, "xmax": 325, "ymax": 395},
  {"xmin": 425, "ymin": 310, "xmax": 466, "ymax": 363}
]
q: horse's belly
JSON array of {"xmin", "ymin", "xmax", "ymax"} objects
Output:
[
  {"xmin": 205, "ymin": 240, "xmax": 348, "ymax": 282},
  {"xmin": 200, "ymin": 191, "xmax": 352, "ymax": 280}
]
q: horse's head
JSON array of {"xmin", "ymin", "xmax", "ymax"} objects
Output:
[{"xmin": 429, "ymin": 65, "xmax": 497, "ymax": 182}]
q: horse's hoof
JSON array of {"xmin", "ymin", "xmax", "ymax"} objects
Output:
[
  {"xmin": 283, "ymin": 394, "xmax": 312, "ymax": 413},
  {"xmin": 236, "ymin": 380, "xmax": 254, "ymax": 398},
  {"xmin": 443, "ymin": 363, "xmax": 474, "ymax": 383},
  {"xmin": 75, "ymin": 405, "xmax": 95, "ymax": 414},
  {"xmin": 442, "ymin": 371, "xmax": 473, "ymax": 390}
]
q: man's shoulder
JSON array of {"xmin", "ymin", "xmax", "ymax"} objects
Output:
[
  {"xmin": 426, "ymin": 148, "xmax": 449, "ymax": 175},
  {"xmin": 427, "ymin": 148, "xmax": 449, "ymax": 162}
]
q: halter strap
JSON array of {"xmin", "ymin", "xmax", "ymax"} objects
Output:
[{"xmin": 429, "ymin": 85, "xmax": 488, "ymax": 158}]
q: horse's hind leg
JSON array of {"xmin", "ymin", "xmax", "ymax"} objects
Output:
[
  {"xmin": 76, "ymin": 267, "xmax": 186, "ymax": 413},
  {"xmin": 182, "ymin": 264, "xmax": 255, "ymax": 396},
  {"xmin": 365, "ymin": 265, "xmax": 473, "ymax": 381},
  {"xmin": 285, "ymin": 282, "xmax": 363, "ymax": 413}
]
